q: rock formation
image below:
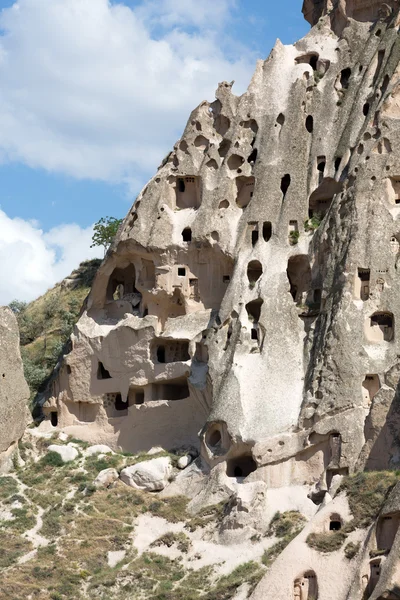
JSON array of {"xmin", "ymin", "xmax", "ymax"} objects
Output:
[
  {"xmin": 0, "ymin": 307, "xmax": 30, "ymax": 471},
  {"xmin": 41, "ymin": 0, "xmax": 400, "ymax": 596}
]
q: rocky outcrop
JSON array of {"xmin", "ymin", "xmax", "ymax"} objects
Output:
[
  {"xmin": 0, "ymin": 307, "xmax": 30, "ymax": 471},
  {"xmin": 39, "ymin": 0, "xmax": 400, "ymax": 596}
]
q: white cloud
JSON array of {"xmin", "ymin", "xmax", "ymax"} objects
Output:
[
  {"xmin": 0, "ymin": 209, "xmax": 101, "ymax": 305},
  {"xmin": 0, "ymin": 0, "xmax": 254, "ymax": 184}
]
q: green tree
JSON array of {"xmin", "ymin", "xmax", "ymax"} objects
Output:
[
  {"xmin": 8, "ymin": 300, "xmax": 27, "ymax": 314},
  {"xmin": 90, "ymin": 216, "xmax": 123, "ymax": 255}
]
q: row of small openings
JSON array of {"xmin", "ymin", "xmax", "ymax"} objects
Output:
[
  {"xmin": 176, "ymin": 265, "xmax": 230, "ymax": 284},
  {"xmin": 114, "ymin": 391, "xmax": 144, "ymax": 412},
  {"xmin": 250, "ymin": 222, "xmax": 272, "ymax": 246}
]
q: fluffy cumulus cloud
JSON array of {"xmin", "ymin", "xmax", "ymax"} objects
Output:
[
  {"xmin": 0, "ymin": 0, "xmax": 254, "ymax": 183},
  {"xmin": 0, "ymin": 210, "xmax": 101, "ymax": 305}
]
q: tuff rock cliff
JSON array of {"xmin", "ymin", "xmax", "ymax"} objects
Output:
[
  {"xmin": 0, "ymin": 307, "xmax": 30, "ymax": 471},
  {"xmin": 40, "ymin": 0, "xmax": 400, "ymax": 597}
]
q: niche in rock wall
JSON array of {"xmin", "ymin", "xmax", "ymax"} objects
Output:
[
  {"xmin": 182, "ymin": 228, "xmax": 192, "ymax": 243},
  {"xmin": 226, "ymin": 455, "xmax": 257, "ymax": 479},
  {"xmin": 390, "ymin": 235, "xmax": 399, "ymax": 254},
  {"xmin": 339, "ymin": 67, "xmax": 351, "ymax": 89},
  {"xmin": 152, "ymin": 378, "xmax": 190, "ymax": 401},
  {"xmin": 281, "ymin": 174, "xmax": 291, "ymax": 198},
  {"xmin": 366, "ymin": 312, "xmax": 394, "ymax": 343},
  {"xmin": 362, "ymin": 374, "xmax": 380, "ymax": 405},
  {"xmin": 97, "ymin": 362, "xmax": 112, "ymax": 380},
  {"xmin": 175, "ymin": 176, "xmax": 201, "ymax": 210},
  {"xmin": 329, "ymin": 514, "xmax": 342, "ymax": 531},
  {"xmin": 236, "ymin": 176, "xmax": 255, "ymax": 208},
  {"xmin": 194, "ymin": 342, "xmax": 209, "ymax": 363},
  {"xmin": 246, "ymin": 299, "xmax": 263, "ymax": 323},
  {"xmin": 355, "ymin": 268, "xmax": 370, "ymax": 301},
  {"xmin": 115, "ymin": 393, "xmax": 129, "ymax": 413},
  {"xmin": 317, "ymin": 156, "xmax": 326, "ymax": 184},
  {"xmin": 263, "ymin": 222, "xmax": 272, "ymax": 242},
  {"xmin": 152, "ymin": 339, "xmax": 190, "ymax": 363},
  {"xmin": 308, "ymin": 178, "xmax": 342, "ymax": 218},
  {"xmin": 50, "ymin": 412, "xmax": 58, "ymax": 427},
  {"xmin": 128, "ymin": 388, "xmax": 145, "ymax": 405},
  {"xmin": 189, "ymin": 278, "xmax": 200, "ymax": 301},
  {"xmin": 293, "ymin": 571, "xmax": 318, "ymax": 600},
  {"xmin": 106, "ymin": 264, "xmax": 140, "ymax": 304},
  {"xmin": 376, "ymin": 513, "xmax": 400, "ymax": 552},
  {"xmin": 387, "ymin": 177, "xmax": 400, "ymax": 205},
  {"xmin": 139, "ymin": 259, "xmax": 156, "ymax": 289},
  {"xmin": 295, "ymin": 52, "xmax": 319, "ymax": 70},
  {"xmin": 247, "ymin": 261, "xmax": 263, "ymax": 284},
  {"xmin": 367, "ymin": 559, "xmax": 382, "ymax": 597},
  {"xmin": 329, "ymin": 433, "xmax": 341, "ymax": 468},
  {"xmin": 287, "ymin": 255, "xmax": 311, "ymax": 305},
  {"xmin": 248, "ymin": 222, "xmax": 259, "ymax": 246}
]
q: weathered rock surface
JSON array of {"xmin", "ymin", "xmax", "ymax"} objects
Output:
[
  {"xmin": 94, "ymin": 467, "xmax": 119, "ymax": 489},
  {"xmin": 39, "ymin": 0, "xmax": 400, "ymax": 596},
  {"xmin": 47, "ymin": 444, "xmax": 78, "ymax": 463},
  {"xmin": 0, "ymin": 307, "xmax": 30, "ymax": 471},
  {"xmin": 85, "ymin": 444, "xmax": 115, "ymax": 456},
  {"xmin": 120, "ymin": 457, "xmax": 172, "ymax": 491}
]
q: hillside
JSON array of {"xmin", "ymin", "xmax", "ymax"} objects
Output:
[{"xmin": 11, "ymin": 259, "xmax": 101, "ymax": 401}]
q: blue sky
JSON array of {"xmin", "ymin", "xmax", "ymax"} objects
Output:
[{"xmin": 0, "ymin": 0, "xmax": 309, "ymax": 304}]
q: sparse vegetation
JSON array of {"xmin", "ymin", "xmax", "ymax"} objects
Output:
[
  {"xmin": 10, "ymin": 259, "xmax": 101, "ymax": 402},
  {"xmin": 304, "ymin": 214, "xmax": 322, "ymax": 232},
  {"xmin": 151, "ymin": 532, "xmax": 192, "ymax": 553},
  {"xmin": 306, "ymin": 530, "xmax": 348, "ymax": 553},
  {"xmin": 262, "ymin": 511, "xmax": 306, "ymax": 567},
  {"xmin": 289, "ymin": 230, "xmax": 300, "ymax": 245},
  {"xmin": 344, "ymin": 541, "xmax": 361, "ymax": 559}
]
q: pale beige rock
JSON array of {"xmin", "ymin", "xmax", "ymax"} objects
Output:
[
  {"xmin": 120, "ymin": 457, "xmax": 172, "ymax": 491},
  {"xmin": 85, "ymin": 444, "xmax": 115, "ymax": 456},
  {"xmin": 47, "ymin": 444, "xmax": 78, "ymax": 463},
  {"xmin": 0, "ymin": 308, "xmax": 30, "ymax": 470},
  {"xmin": 94, "ymin": 468, "xmax": 119, "ymax": 489}
]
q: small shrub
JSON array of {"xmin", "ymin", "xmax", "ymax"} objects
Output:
[
  {"xmin": 345, "ymin": 541, "xmax": 360, "ymax": 559},
  {"xmin": 151, "ymin": 532, "xmax": 192, "ymax": 553},
  {"xmin": 267, "ymin": 511, "xmax": 306, "ymax": 538},
  {"xmin": 40, "ymin": 451, "xmax": 64, "ymax": 468},
  {"xmin": 289, "ymin": 230, "xmax": 300, "ymax": 245},
  {"xmin": 306, "ymin": 530, "xmax": 347, "ymax": 553}
]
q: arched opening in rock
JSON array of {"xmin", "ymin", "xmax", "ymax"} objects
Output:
[
  {"xmin": 363, "ymin": 102, "xmax": 370, "ymax": 116},
  {"xmin": 152, "ymin": 378, "xmax": 190, "ymax": 401},
  {"xmin": 355, "ymin": 268, "xmax": 370, "ymax": 300},
  {"xmin": 249, "ymin": 222, "xmax": 259, "ymax": 246},
  {"xmin": 226, "ymin": 455, "xmax": 257, "ymax": 478},
  {"xmin": 194, "ymin": 135, "xmax": 209, "ymax": 149},
  {"xmin": 362, "ymin": 374, "xmax": 380, "ymax": 405},
  {"xmin": 294, "ymin": 570, "xmax": 318, "ymax": 600},
  {"xmin": 247, "ymin": 261, "xmax": 263, "ymax": 284},
  {"xmin": 97, "ymin": 362, "xmax": 112, "ymax": 380},
  {"xmin": 367, "ymin": 559, "xmax": 382, "ymax": 596},
  {"xmin": 367, "ymin": 312, "xmax": 394, "ymax": 343},
  {"xmin": 281, "ymin": 174, "xmax": 291, "ymax": 198},
  {"xmin": 175, "ymin": 176, "xmax": 201, "ymax": 209},
  {"xmin": 228, "ymin": 154, "xmax": 245, "ymax": 171},
  {"xmin": 317, "ymin": 156, "xmax": 326, "ymax": 184},
  {"xmin": 276, "ymin": 113, "xmax": 285, "ymax": 126},
  {"xmin": 115, "ymin": 393, "xmax": 128, "ymax": 412},
  {"xmin": 306, "ymin": 115, "xmax": 314, "ymax": 133},
  {"xmin": 236, "ymin": 177, "xmax": 255, "ymax": 208},
  {"xmin": 182, "ymin": 228, "xmax": 192, "ymax": 243},
  {"xmin": 246, "ymin": 299, "xmax": 263, "ymax": 323},
  {"xmin": 106, "ymin": 264, "xmax": 140, "ymax": 303},
  {"xmin": 295, "ymin": 52, "xmax": 319, "ymax": 70},
  {"xmin": 329, "ymin": 514, "xmax": 342, "ymax": 531},
  {"xmin": 218, "ymin": 139, "xmax": 231, "ymax": 158},
  {"xmin": 154, "ymin": 340, "xmax": 190, "ymax": 364},
  {"xmin": 287, "ymin": 256, "xmax": 311, "ymax": 304},
  {"xmin": 308, "ymin": 178, "xmax": 342, "ymax": 219},
  {"xmin": 50, "ymin": 412, "xmax": 58, "ymax": 427},
  {"xmin": 377, "ymin": 513, "xmax": 400, "ymax": 552},
  {"xmin": 208, "ymin": 429, "xmax": 222, "ymax": 448},
  {"xmin": 263, "ymin": 222, "xmax": 272, "ymax": 242},
  {"xmin": 340, "ymin": 68, "xmax": 351, "ymax": 89},
  {"xmin": 134, "ymin": 390, "xmax": 145, "ymax": 405},
  {"xmin": 387, "ymin": 177, "xmax": 400, "ymax": 204},
  {"xmin": 248, "ymin": 148, "xmax": 258, "ymax": 164},
  {"xmin": 329, "ymin": 433, "xmax": 341, "ymax": 467}
]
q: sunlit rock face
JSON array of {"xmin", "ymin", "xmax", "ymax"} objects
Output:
[
  {"xmin": 0, "ymin": 307, "xmax": 30, "ymax": 471},
  {"xmin": 42, "ymin": 2, "xmax": 400, "ymax": 595}
]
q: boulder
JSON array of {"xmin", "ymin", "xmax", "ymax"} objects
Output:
[
  {"xmin": 177, "ymin": 454, "xmax": 193, "ymax": 469},
  {"xmin": 86, "ymin": 445, "xmax": 115, "ymax": 456},
  {"xmin": 48, "ymin": 444, "xmax": 79, "ymax": 463},
  {"xmin": 120, "ymin": 457, "xmax": 172, "ymax": 491},
  {"xmin": 94, "ymin": 468, "xmax": 119, "ymax": 489}
]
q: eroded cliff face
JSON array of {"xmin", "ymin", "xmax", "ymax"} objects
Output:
[
  {"xmin": 41, "ymin": 1, "xmax": 400, "ymax": 597},
  {"xmin": 0, "ymin": 307, "xmax": 30, "ymax": 471}
]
